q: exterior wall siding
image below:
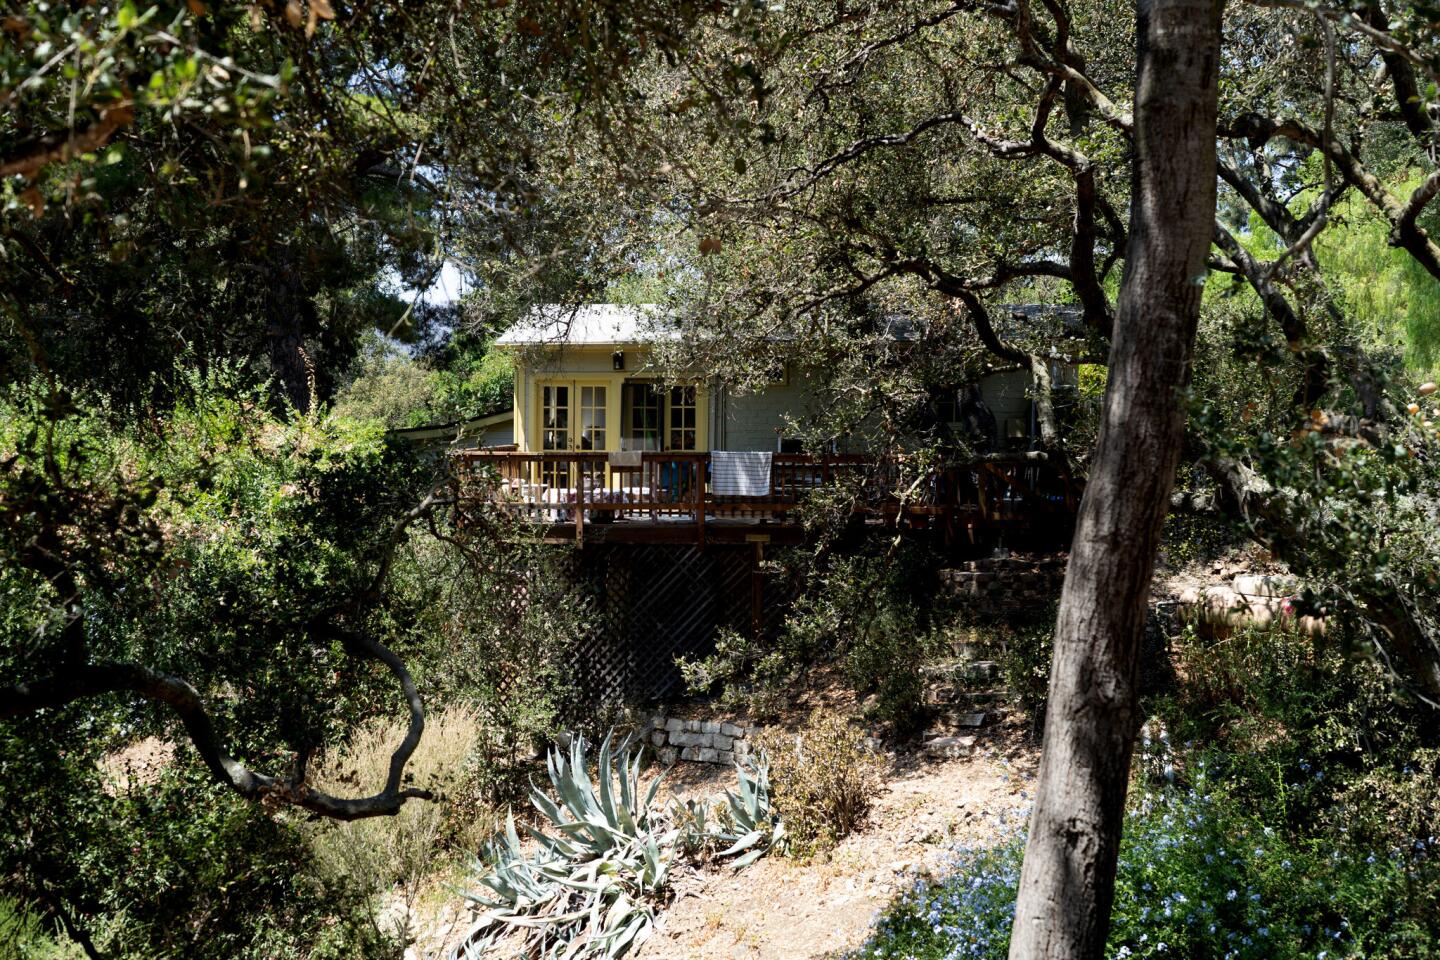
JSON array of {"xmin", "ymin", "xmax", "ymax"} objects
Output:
[
  {"xmin": 506, "ymin": 342, "xmax": 1064, "ymax": 454},
  {"xmin": 714, "ymin": 375, "xmax": 815, "ymax": 451}
]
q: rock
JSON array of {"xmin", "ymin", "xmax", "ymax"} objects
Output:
[
  {"xmin": 659, "ymin": 747, "xmax": 678, "ymax": 765},
  {"xmin": 685, "ymin": 718, "xmax": 702, "ymax": 732},
  {"xmin": 651, "ymin": 731, "xmax": 666, "ymax": 747},
  {"xmin": 698, "ymin": 747, "xmax": 719, "ymax": 763},
  {"xmin": 680, "ymin": 746, "xmax": 699, "ymax": 761},
  {"xmin": 665, "ymin": 717, "xmax": 684, "ymax": 733},
  {"xmin": 715, "ymin": 750, "xmax": 734, "ymax": 766},
  {"xmin": 923, "ymin": 735, "xmax": 977, "ymax": 759},
  {"xmin": 1233, "ymin": 574, "xmax": 1297, "ymax": 598},
  {"xmin": 701, "ymin": 720, "xmax": 721, "ymax": 734},
  {"xmin": 721, "ymin": 722, "xmax": 744, "ymax": 738},
  {"xmin": 714, "ymin": 734, "xmax": 733, "ymax": 750}
]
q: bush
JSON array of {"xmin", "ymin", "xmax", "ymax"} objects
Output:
[
  {"xmin": 305, "ymin": 705, "xmax": 493, "ymax": 905},
  {"xmin": 0, "ymin": 898, "xmax": 85, "ymax": 960},
  {"xmin": 849, "ymin": 774, "xmax": 1440, "ymax": 960},
  {"xmin": 754, "ymin": 710, "xmax": 882, "ymax": 855},
  {"xmin": 393, "ymin": 529, "xmax": 587, "ymax": 805},
  {"xmin": 0, "ymin": 725, "xmax": 395, "ymax": 960},
  {"xmin": 681, "ymin": 541, "xmax": 950, "ymax": 735},
  {"xmin": 988, "ymin": 603, "xmax": 1057, "ymax": 734}
]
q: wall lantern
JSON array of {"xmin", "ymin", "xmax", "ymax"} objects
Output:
[{"xmin": 612, "ymin": 350, "xmax": 625, "ymax": 371}]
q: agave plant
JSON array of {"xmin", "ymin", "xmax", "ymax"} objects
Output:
[
  {"xmin": 456, "ymin": 732, "xmax": 783, "ymax": 960},
  {"xmin": 674, "ymin": 754, "xmax": 785, "ymax": 867},
  {"xmin": 456, "ymin": 732, "xmax": 675, "ymax": 960}
]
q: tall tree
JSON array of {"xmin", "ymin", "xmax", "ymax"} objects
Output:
[{"xmin": 1007, "ymin": 0, "xmax": 1223, "ymax": 954}]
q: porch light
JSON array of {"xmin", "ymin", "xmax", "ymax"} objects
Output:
[{"xmin": 612, "ymin": 350, "xmax": 625, "ymax": 371}]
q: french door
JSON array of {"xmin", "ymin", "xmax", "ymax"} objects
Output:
[{"xmin": 539, "ymin": 381, "xmax": 609, "ymax": 489}]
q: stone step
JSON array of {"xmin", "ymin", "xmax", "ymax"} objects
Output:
[
  {"xmin": 921, "ymin": 659, "xmax": 1002, "ymax": 683},
  {"xmin": 923, "ymin": 734, "xmax": 978, "ymax": 759},
  {"xmin": 924, "ymin": 712, "xmax": 992, "ymax": 738},
  {"xmin": 923, "ymin": 686, "xmax": 1011, "ymax": 707}
]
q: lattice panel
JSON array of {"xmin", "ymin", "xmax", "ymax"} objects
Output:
[{"xmin": 559, "ymin": 544, "xmax": 788, "ymax": 710}]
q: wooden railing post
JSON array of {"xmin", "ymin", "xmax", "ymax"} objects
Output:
[
  {"xmin": 694, "ymin": 457, "xmax": 706, "ymax": 547},
  {"xmin": 575, "ymin": 464, "xmax": 585, "ymax": 546}
]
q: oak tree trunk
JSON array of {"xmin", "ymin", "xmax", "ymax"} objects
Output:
[{"xmin": 1006, "ymin": 0, "xmax": 1223, "ymax": 956}]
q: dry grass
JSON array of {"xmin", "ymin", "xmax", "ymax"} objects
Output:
[{"xmin": 304, "ymin": 705, "xmax": 495, "ymax": 905}]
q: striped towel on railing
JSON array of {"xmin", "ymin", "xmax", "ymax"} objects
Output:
[{"xmin": 711, "ymin": 451, "xmax": 772, "ymax": 497}]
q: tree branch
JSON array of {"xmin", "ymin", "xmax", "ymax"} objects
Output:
[
  {"xmin": 0, "ymin": 104, "xmax": 135, "ymax": 180},
  {"xmin": 2, "ymin": 659, "xmax": 431, "ymax": 820},
  {"xmin": 1212, "ymin": 222, "xmax": 1329, "ymax": 408},
  {"xmin": 1220, "ymin": 113, "xmax": 1440, "ymax": 279}
]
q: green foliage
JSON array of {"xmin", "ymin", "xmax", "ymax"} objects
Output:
[
  {"xmin": 0, "ymin": 369, "xmax": 442, "ymax": 954},
  {"xmin": 682, "ymin": 540, "xmax": 950, "ymax": 734},
  {"xmin": 0, "ymin": 898, "xmax": 85, "ymax": 960},
  {"xmin": 848, "ymin": 775, "xmax": 1440, "ymax": 960},
  {"xmin": 754, "ymin": 710, "xmax": 882, "ymax": 856},
  {"xmin": 987, "ymin": 604, "xmax": 1058, "ymax": 733},
  {"xmin": 1188, "ymin": 302, "xmax": 1440, "ymax": 704},
  {"xmin": 332, "ymin": 335, "xmax": 445, "ymax": 428},
  {"xmin": 1310, "ymin": 181, "xmax": 1440, "ymax": 378},
  {"xmin": 1154, "ymin": 621, "xmax": 1439, "ymax": 850},
  {"xmin": 394, "ymin": 529, "xmax": 587, "ymax": 805},
  {"xmin": 333, "ymin": 333, "xmax": 516, "ymax": 429},
  {"xmin": 426, "ymin": 341, "xmax": 515, "ymax": 422},
  {"xmin": 0, "ymin": 725, "xmax": 395, "ymax": 960}
]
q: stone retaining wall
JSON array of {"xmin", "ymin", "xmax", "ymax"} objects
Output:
[
  {"xmin": 941, "ymin": 555, "xmax": 1066, "ymax": 610},
  {"xmin": 644, "ymin": 714, "xmax": 760, "ymax": 766}
]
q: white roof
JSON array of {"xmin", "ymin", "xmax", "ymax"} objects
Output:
[{"xmin": 494, "ymin": 304, "xmax": 676, "ymax": 347}]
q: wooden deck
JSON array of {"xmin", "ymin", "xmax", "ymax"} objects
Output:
[{"xmin": 452, "ymin": 450, "xmax": 1080, "ymax": 547}]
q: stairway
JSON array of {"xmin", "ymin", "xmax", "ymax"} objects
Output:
[{"xmin": 918, "ymin": 647, "xmax": 1009, "ymax": 758}]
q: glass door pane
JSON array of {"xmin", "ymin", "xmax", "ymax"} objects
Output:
[
  {"xmin": 622, "ymin": 382, "xmax": 662, "ymax": 451},
  {"xmin": 540, "ymin": 384, "xmax": 570, "ymax": 490},
  {"xmin": 578, "ymin": 385, "xmax": 607, "ymax": 451},
  {"xmin": 577, "ymin": 384, "xmax": 607, "ymax": 490},
  {"xmin": 668, "ymin": 385, "xmax": 697, "ymax": 451}
]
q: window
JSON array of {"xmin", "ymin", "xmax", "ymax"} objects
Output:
[
  {"xmin": 936, "ymin": 388, "xmax": 961, "ymax": 425},
  {"xmin": 540, "ymin": 384, "xmax": 570, "ymax": 489},
  {"xmin": 578, "ymin": 385, "xmax": 607, "ymax": 451},
  {"xmin": 541, "ymin": 384, "xmax": 569, "ymax": 451},
  {"xmin": 668, "ymin": 385, "xmax": 697, "ymax": 450},
  {"xmin": 622, "ymin": 383, "xmax": 663, "ymax": 451}
]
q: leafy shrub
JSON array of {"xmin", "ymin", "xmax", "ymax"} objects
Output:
[
  {"xmin": 988, "ymin": 604, "xmax": 1057, "ymax": 733},
  {"xmin": 1155, "ymin": 621, "xmax": 1437, "ymax": 835},
  {"xmin": 0, "ymin": 898, "xmax": 85, "ymax": 960},
  {"xmin": 0, "ymin": 725, "xmax": 395, "ymax": 960},
  {"xmin": 305, "ymin": 705, "xmax": 493, "ymax": 906},
  {"xmin": 754, "ymin": 710, "xmax": 881, "ymax": 855},
  {"xmin": 849, "ymin": 774, "xmax": 1440, "ymax": 960},
  {"xmin": 332, "ymin": 334, "xmax": 515, "ymax": 428},
  {"xmin": 681, "ymin": 542, "xmax": 950, "ymax": 734}
]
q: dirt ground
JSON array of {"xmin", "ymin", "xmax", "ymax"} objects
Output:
[
  {"xmin": 631, "ymin": 722, "xmax": 1038, "ymax": 960},
  {"xmin": 414, "ymin": 721, "xmax": 1037, "ymax": 960}
]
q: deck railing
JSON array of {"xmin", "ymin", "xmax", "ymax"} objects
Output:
[{"xmin": 452, "ymin": 450, "xmax": 1076, "ymax": 544}]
